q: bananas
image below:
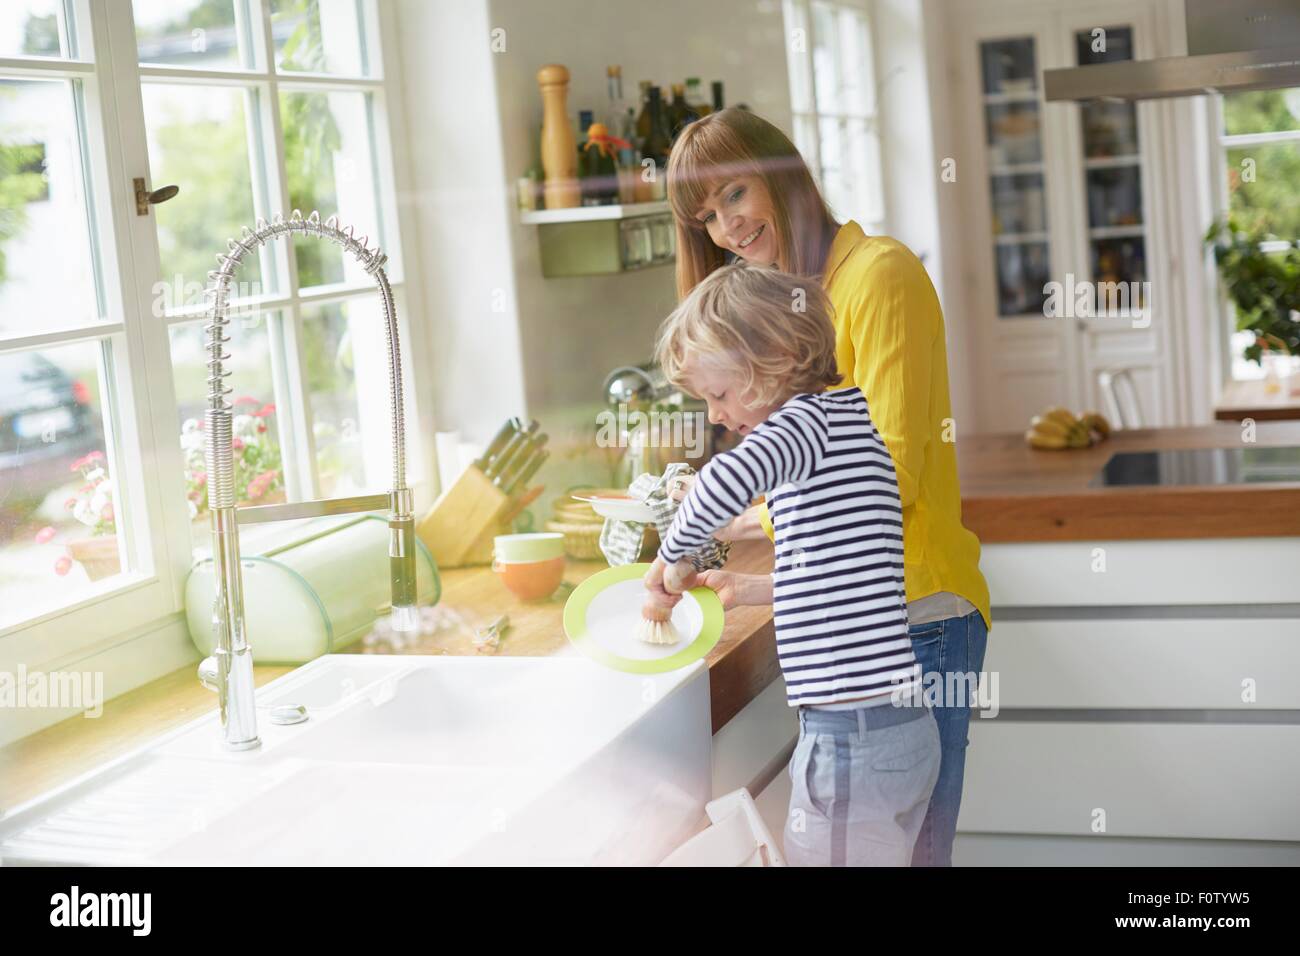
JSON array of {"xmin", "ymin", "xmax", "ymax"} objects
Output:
[{"xmin": 1025, "ymin": 407, "xmax": 1111, "ymax": 451}]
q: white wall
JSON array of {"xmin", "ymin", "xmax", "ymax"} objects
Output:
[{"xmin": 389, "ymin": 0, "xmax": 529, "ymax": 447}]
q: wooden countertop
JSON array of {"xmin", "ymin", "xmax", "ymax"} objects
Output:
[
  {"xmin": 0, "ymin": 540, "xmax": 778, "ymax": 813},
  {"xmin": 958, "ymin": 421, "xmax": 1300, "ymax": 542}
]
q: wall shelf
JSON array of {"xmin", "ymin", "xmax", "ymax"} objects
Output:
[
  {"xmin": 519, "ymin": 199, "xmax": 675, "ymax": 278},
  {"xmin": 519, "ymin": 200, "xmax": 670, "ymax": 226}
]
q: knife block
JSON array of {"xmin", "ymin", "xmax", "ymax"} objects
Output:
[{"xmin": 416, "ymin": 464, "xmax": 510, "ymax": 569}]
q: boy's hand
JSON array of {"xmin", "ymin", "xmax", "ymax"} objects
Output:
[
  {"xmin": 644, "ymin": 556, "xmax": 682, "ymax": 611},
  {"xmin": 664, "ymin": 558, "xmax": 697, "ymax": 594}
]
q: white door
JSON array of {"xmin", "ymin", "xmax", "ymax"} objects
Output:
[
  {"xmin": 955, "ymin": 0, "xmax": 1179, "ymax": 432},
  {"xmin": 1054, "ymin": 3, "xmax": 1176, "ymax": 428}
]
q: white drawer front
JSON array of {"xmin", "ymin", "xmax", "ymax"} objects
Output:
[
  {"xmin": 980, "ymin": 618, "xmax": 1300, "ymax": 709},
  {"xmin": 960, "ymin": 722, "xmax": 1300, "ymax": 841},
  {"xmin": 982, "ymin": 538, "xmax": 1300, "ymax": 607}
]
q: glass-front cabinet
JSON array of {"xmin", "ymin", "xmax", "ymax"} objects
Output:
[
  {"xmin": 980, "ymin": 36, "xmax": 1051, "ymax": 317},
  {"xmin": 1075, "ymin": 25, "xmax": 1147, "ymax": 310},
  {"xmin": 975, "ymin": 21, "xmax": 1154, "ymax": 320}
]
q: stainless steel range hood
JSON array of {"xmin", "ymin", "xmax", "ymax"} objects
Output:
[{"xmin": 1044, "ymin": 0, "xmax": 1300, "ymax": 102}]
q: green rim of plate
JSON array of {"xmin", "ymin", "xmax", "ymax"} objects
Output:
[{"xmin": 563, "ymin": 562, "xmax": 724, "ymax": 674}]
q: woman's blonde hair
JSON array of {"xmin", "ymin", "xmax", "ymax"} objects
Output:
[
  {"xmin": 667, "ymin": 109, "xmax": 839, "ymax": 300},
  {"xmin": 655, "ymin": 262, "xmax": 841, "ymax": 408}
]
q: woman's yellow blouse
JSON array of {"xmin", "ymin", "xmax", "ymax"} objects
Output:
[{"xmin": 758, "ymin": 221, "xmax": 990, "ymax": 628}]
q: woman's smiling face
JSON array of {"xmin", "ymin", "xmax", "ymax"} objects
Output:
[{"xmin": 694, "ymin": 175, "xmax": 779, "ymax": 266}]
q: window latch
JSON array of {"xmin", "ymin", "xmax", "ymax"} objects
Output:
[{"xmin": 134, "ymin": 178, "xmax": 179, "ymax": 216}]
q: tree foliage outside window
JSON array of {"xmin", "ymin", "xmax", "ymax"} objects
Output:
[{"xmin": 1222, "ymin": 89, "xmax": 1300, "ymax": 241}]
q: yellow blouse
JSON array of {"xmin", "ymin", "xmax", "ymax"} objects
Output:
[{"xmin": 759, "ymin": 221, "xmax": 991, "ymax": 628}]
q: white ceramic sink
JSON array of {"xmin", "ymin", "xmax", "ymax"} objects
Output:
[{"xmin": 0, "ymin": 654, "xmax": 712, "ymax": 865}]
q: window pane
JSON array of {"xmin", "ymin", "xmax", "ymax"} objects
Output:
[
  {"xmin": 991, "ymin": 172, "xmax": 1047, "ymax": 235},
  {"xmin": 1091, "ymin": 237, "xmax": 1147, "ymax": 294},
  {"xmin": 0, "ymin": 78, "xmax": 103, "ymax": 336},
  {"xmin": 1075, "ymin": 25, "xmax": 1133, "ymax": 66},
  {"xmin": 838, "ymin": 7, "xmax": 874, "ymax": 116},
  {"xmin": 980, "ymin": 37, "xmax": 1037, "ymax": 95},
  {"xmin": 0, "ymin": 2, "xmax": 67, "ymax": 59},
  {"xmin": 818, "ymin": 115, "xmax": 847, "ymax": 216},
  {"xmin": 843, "ymin": 117, "xmax": 883, "ymax": 226},
  {"xmin": 1223, "ymin": 88, "xmax": 1300, "ymax": 137},
  {"xmin": 1226, "ymin": 143, "xmax": 1300, "ymax": 238},
  {"xmin": 811, "ymin": 2, "xmax": 840, "ymax": 113},
  {"xmin": 168, "ymin": 313, "xmax": 284, "ymax": 552},
  {"xmin": 0, "ymin": 341, "xmax": 126, "ymax": 628},
  {"xmin": 141, "ymin": 84, "xmax": 266, "ymax": 302},
  {"xmin": 1081, "ymin": 101, "xmax": 1139, "ymax": 159},
  {"xmin": 280, "ymin": 89, "xmax": 384, "ymax": 288},
  {"xmin": 1086, "ymin": 165, "xmax": 1143, "ymax": 229},
  {"xmin": 272, "ymin": 0, "xmax": 369, "ymax": 77},
  {"xmin": 995, "ymin": 241, "xmax": 1050, "ymax": 317},
  {"xmin": 301, "ymin": 296, "xmax": 398, "ymax": 497},
  {"xmin": 986, "ymin": 101, "xmax": 1042, "ymax": 166},
  {"xmin": 134, "ymin": 0, "xmax": 244, "ymax": 70}
]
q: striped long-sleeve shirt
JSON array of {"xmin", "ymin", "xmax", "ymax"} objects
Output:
[{"xmin": 658, "ymin": 386, "xmax": 919, "ymax": 708}]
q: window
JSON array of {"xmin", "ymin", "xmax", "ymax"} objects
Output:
[
  {"xmin": 0, "ymin": 1, "xmax": 413, "ymax": 652},
  {"xmin": 783, "ymin": 0, "xmax": 886, "ymax": 234},
  {"xmin": 1214, "ymin": 87, "xmax": 1300, "ymax": 380}
]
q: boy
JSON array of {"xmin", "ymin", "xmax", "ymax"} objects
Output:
[{"xmin": 644, "ymin": 263, "xmax": 940, "ymax": 867}]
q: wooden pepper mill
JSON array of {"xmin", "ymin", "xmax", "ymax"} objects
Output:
[{"xmin": 536, "ymin": 64, "xmax": 581, "ymax": 209}]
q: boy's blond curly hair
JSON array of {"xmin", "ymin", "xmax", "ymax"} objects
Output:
[{"xmin": 654, "ymin": 262, "xmax": 841, "ymax": 408}]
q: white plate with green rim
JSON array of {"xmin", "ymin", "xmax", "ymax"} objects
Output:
[{"xmin": 562, "ymin": 563, "xmax": 725, "ymax": 674}]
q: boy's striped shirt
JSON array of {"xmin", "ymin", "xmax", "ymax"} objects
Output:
[{"xmin": 659, "ymin": 386, "xmax": 918, "ymax": 707}]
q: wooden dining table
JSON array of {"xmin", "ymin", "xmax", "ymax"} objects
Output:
[{"xmin": 1214, "ymin": 377, "xmax": 1300, "ymax": 421}]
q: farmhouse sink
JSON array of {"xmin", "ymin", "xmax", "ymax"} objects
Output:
[{"xmin": 0, "ymin": 654, "xmax": 712, "ymax": 865}]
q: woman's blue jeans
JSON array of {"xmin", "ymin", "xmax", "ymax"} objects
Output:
[{"xmin": 907, "ymin": 609, "xmax": 989, "ymax": 866}]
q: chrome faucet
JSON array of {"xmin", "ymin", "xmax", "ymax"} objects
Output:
[{"xmin": 198, "ymin": 210, "xmax": 419, "ymax": 751}]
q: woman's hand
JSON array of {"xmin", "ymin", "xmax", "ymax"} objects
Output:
[{"xmin": 694, "ymin": 570, "xmax": 774, "ymax": 611}]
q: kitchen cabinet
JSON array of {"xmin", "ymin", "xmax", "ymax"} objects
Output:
[{"xmin": 949, "ymin": 0, "xmax": 1182, "ymax": 432}]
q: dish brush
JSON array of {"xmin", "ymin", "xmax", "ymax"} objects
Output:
[{"xmin": 637, "ymin": 599, "xmax": 683, "ymax": 646}]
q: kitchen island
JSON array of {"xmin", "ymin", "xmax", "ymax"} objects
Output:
[{"xmin": 950, "ymin": 421, "xmax": 1300, "ymax": 864}]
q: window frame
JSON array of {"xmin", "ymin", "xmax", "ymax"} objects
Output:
[
  {"xmin": 0, "ymin": 0, "xmax": 428, "ymax": 669},
  {"xmin": 1206, "ymin": 91, "xmax": 1300, "ymax": 383},
  {"xmin": 782, "ymin": 0, "xmax": 888, "ymax": 235}
]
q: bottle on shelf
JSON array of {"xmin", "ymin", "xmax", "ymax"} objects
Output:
[
  {"xmin": 635, "ymin": 80, "xmax": 653, "ymax": 143},
  {"xmin": 635, "ymin": 86, "xmax": 672, "ymax": 203},
  {"xmin": 575, "ymin": 108, "xmax": 595, "ymax": 195},
  {"xmin": 642, "ymin": 86, "xmax": 672, "ymax": 165},
  {"xmin": 667, "ymin": 82, "xmax": 700, "ymax": 138},
  {"xmin": 580, "ymin": 121, "xmax": 625, "ymax": 206},
  {"xmin": 685, "ymin": 77, "xmax": 710, "ymax": 116},
  {"xmin": 605, "ymin": 65, "xmax": 633, "ymax": 143},
  {"xmin": 711, "ymin": 80, "xmax": 725, "ymax": 112}
]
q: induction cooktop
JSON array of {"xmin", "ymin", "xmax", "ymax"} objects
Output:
[{"xmin": 1091, "ymin": 446, "xmax": 1300, "ymax": 487}]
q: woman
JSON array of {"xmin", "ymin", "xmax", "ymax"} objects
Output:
[{"xmin": 665, "ymin": 109, "xmax": 990, "ymax": 867}]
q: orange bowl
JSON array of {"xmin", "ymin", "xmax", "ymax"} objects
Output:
[{"xmin": 493, "ymin": 555, "xmax": 566, "ymax": 602}]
